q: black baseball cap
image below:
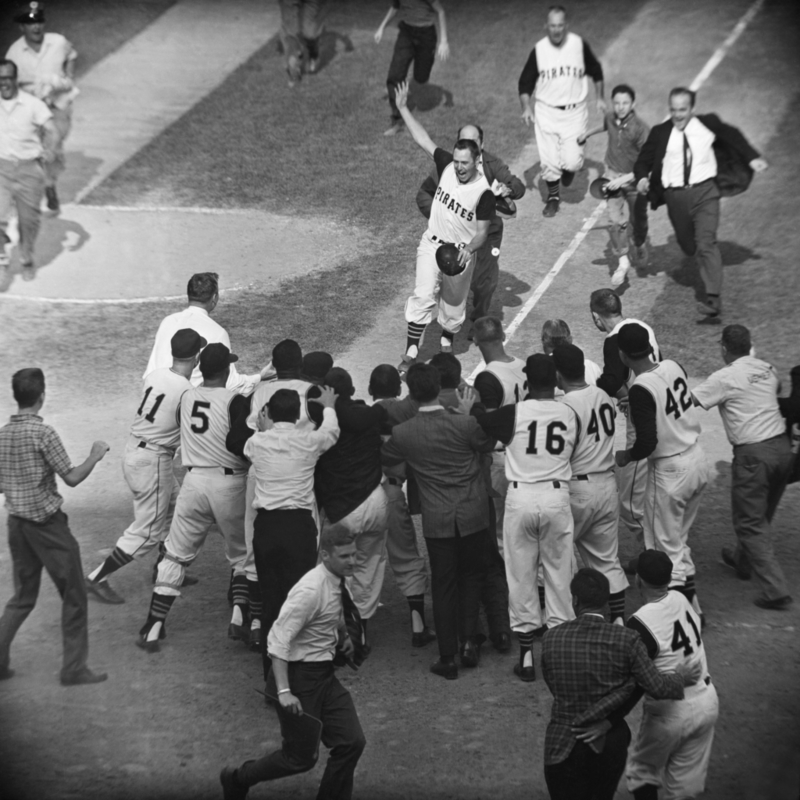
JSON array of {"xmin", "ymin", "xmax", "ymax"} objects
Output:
[
  {"xmin": 524, "ymin": 353, "xmax": 557, "ymax": 389},
  {"xmin": 552, "ymin": 343, "xmax": 585, "ymax": 380},
  {"xmin": 301, "ymin": 351, "xmax": 334, "ymax": 384},
  {"xmin": 199, "ymin": 343, "xmax": 238, "ymax": 377},
  {"xmin": 637, "ymin": 549, "xmax": 673, "ymax": 586},
  {"xmin": 171, "ymin": 329, "xmax": 207, "ymax": 359},
  {"xmin": 617, "ymin": 323, "xmax": 652, "ymax": 359},
  {"xmin": 15, "ymin": 2, "xmax": 45, "ymax": 23}
]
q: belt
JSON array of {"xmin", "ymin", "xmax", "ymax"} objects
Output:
[
  {"xmin": 131, "ymin": 436, "xmax": 172, "ymax": 454},
  {"xmin": 664, "ymin": 178, "xmax": 714, "ymax": 191},
  {"xmin": 555, "ymin": 104, "xmax": 579, "ymax": 110},
  {"xmin": 430, "ymin": 234, "xmax": 449, "ymax": 244},
  {"xmin": 186, "ymin": 466, "xmax": 246, "ymax": 476},
  {"xmin": 573, "ymin": 474, "xmax": 588, "ymax": 481},
  {"xmin": 511, "ymin": 480, "xmax": 562, "ymax": 489}
]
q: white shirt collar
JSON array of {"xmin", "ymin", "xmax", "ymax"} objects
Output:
[{"xmin": 418, "ymin": 404, "xmax": 445, "ymax": 413}]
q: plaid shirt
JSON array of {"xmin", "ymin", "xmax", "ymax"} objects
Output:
[
  {"xmin": 541, "ymin": 614, "xmax": 685, "ymax": 765},
  {"xmin": 0, "ymin": 414, "xmax": 73, "ymax": 523}
]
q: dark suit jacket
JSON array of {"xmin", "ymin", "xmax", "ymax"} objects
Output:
[
  {"xmin": 381, "ymin": 408, "xmax": 496, "ymax": 538},
  {"xmin": 633, "ymin": 113, "xmax": 760, "ymax": 210}
]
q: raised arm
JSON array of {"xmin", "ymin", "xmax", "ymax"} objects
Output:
[
  {"xmin": 395, "ymin": 81, "xmax": 438, "ymax": 157},
  {"xmin": 432, "ymin": 1, "xmax": 449, "ymax": 61},
  {"xmin": 374, "ymin": 5, "xmax": 397, "ymax": 43}
]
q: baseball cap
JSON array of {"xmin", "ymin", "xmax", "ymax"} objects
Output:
[
  {"xmin": 617, "ymin": 323, "xmax": 652, "ymax": 359},
  {"xmin": 15, "ymin": 2, "xmax": 45, "ymax": 23},
  {"xmin": 524, "ymin": 353, "xmax": 557, "ymax": 389},
  {"xmin": 636, "ymin": 549, "xmax": 673, "ymax": 586},
  {"xmin": 301, "ymin": 351, "xmax": 334, "ymax": 384},
  {"xmin": 199, "ymin": 343, "xmax": 238, "ymax": 377},
  {"xmin": 552, "ymin": 343, "xmax": 585, "ymax": 380},
  {"xmin": 171, "ymin": 329, "xmax": 207, "ymax": 359}
]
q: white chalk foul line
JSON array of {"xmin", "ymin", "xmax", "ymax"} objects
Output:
[
  {"xmin": 0, "ymin": 285, "xmax": 248, "ymax": 305},
  {"xmin": 468, "ymin": 0, "xmax": 764, "ymax": 383}
]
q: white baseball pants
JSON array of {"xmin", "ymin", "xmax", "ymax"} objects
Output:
[
  {"xmin": 617, "ymin": 413, "xmax": 648, "ymax": 549},
  {"xmin": 383, "ymin": 478, "xmax": 429, "ymax": 597},
  {"xmin": 490, "ymin": 451, "xmax": 509, "ymax": 551},
  {"xmin": 503, "ymin": 481, "xmax": 575, "ymax": 632},
  {"xmin": 534, "ymin": 101, "xmax": 588, "ymax": 183}
]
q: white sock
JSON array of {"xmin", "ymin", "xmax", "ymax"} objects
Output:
[
  {"xmin": 618, "ymin": 254, "xmax": 631, "ymax": 269},
  {"xmin": 146, "ymin": 621, "xmax": 162, "ymax": 642},
  {"xmin": 411, "ymin": 609, "xmax": 424, "ymax": 634},
  {"xmin": 231, "ymin": 605, "xmax": 244, "ymax": 626},
  {"xmin": 250, "ymin": 618, "xmax": 261, "ymax": 631},
  {"xmin": 88, "ymin": 566, "xmax": 103, "ymax": 582},
  {"xmin": 406, "ymin": 344, "xmax": 419, "ymax": 359},
  {"xmin": 440, "ymin": 336, "xmax": 451, "ymax": 348},
  {"xmin": 613, "ymin": 617, "xmax": 624, "ymax": 626},
  {"xmin": 523, "ymin": 650, "xmax": 534, "ymax": 668}
]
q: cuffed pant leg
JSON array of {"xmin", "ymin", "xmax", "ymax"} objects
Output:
[
  {"xmin": 424, "ymin": 536, "xmax": 459, "ymax": 657},
  {"xmin": 383, "ymin": 481, "xmax": 428, "ymax": 596}
]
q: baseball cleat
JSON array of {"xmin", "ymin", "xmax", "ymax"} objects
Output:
[
  {"xmin": 86, "ymin": 578, "xmax": 125, "ymax": 604},
  {"xmin": 753, "ymin": 595, "xmax": 793, "ymax": 611},
  {"xmin": 136, "ymin": 637, "xmax": 160, "ymax": 653},
  {"xmin": 542, "ymin": 198, "xmax": 560, "ymax": 217},
  {"xmin": 411, "ymin": 626, "xmax": 437, "ymax": 648},
  {"xmin": 514, "ymin": 662, "xmax": 537, "ymax": 682},
  {"xmin": 720, "ymin": 546, "xmax": 752, "ymax": 580},
  {"xmin": 397, "ymin": 354, "xmax": 416, "ymax": 380},
  {"xmin": 610, "ymin": 256, "xmax": 632, "ymax": 287},
  {"xmin": 228, "ymin": 622, "xmax": 249, "ymax": 642},
  {"xmin": 440, "ymin": 341, "xmax": 453, "ymax": 354},
  {"xmin": 560, "ymin": 170, "xmax": 575, "ymax": 187},
  {"xmin": 248, "ymin": 627, "xmax": 262, "ymax": 652}
]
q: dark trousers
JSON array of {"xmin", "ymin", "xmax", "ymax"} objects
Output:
[
  {"xmin": 470, "ymin": 227, "xmax": 503, "ymax": 323},
  {"xmin": 387, "ymin": 22, "xmax": 437, "ymax": 119},
  {"xmin": 482, "ymin": 503, "xmax": 511, "ymax": 638},
  {"xmin": 664, "ymin": 179, "xmax": 722, "ymax": 295},
  {"xmin": 237, "ymin": 662, "xmax": 366, "ymax": 800},
  {"xmin": 253, "ymin": 508, "xmax": 318, "ymax": 680},
  {"xmin": 0, "ymin": 510, "xmax": 89, "ymax": 678},
  {"xmin": 544, "ymin": 721, "xmax": 631, "ymax": 800},
  {"xmin": 424, "ymin": 526, "xmax": 489, "ymax": 658},
  {"xmin": 731, "ymin": 435, "xmax": 794, "ymax": 600}
]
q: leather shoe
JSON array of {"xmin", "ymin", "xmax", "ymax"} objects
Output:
[
  {"xmin": 514, "ymin": 662, "xmax": 536, "ymax": 682},
  {"xmin": 721, "ymin": 547, "xmax": 751, "ymax": 580},
  {"xmin": 460, "ymin": 640, "xmax": 480, "ymax": 668},
  {"xmin": 220, "ymin": 766, "xmax": 249, "ymax": 800},
  {"xmin": 249, "ymin": 627, "xmax": 262, "ymax": 652},
  {"xmin": 754, "ymin": 595, "xmax": 793, "ymax": 611},
  {"xmin": 411, "ymin": 626, "xmax": 436, "ymax": 648},
  {"xmin": 0, "ymin": 666, "xmax": 15, "ymax": 681},
  {"xmin": 228, "ymin": 622, "xmax": 249, "ymax": 642},
  {"xmin": 430, "ymin": 659, "xmax": 458, "ymax": 680},
  {"xmin": 86, "ymin": 578, "xmax": 125, "ymax": 604},
  {"xmin": 491, "ymin": 632, "xmax": 512, "ymax": 652},
  {"xmin": 542, "ymin": 198, "xmax": 559, "ymax": 217},
  {"xmin": 60, "ymin": 667, "xmax": 108, "ymax": 686}
]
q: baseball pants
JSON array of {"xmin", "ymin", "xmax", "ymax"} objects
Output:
[
  {"xmin": 730, "ymin": 435, "xmax": 794, "ymax": 601},
  {"xmin": 279, "ymin": 0, "xmax": 328, "ymax": 62},
  {"xmin": 405, "ymin": 234, "xmax": 476, "ymax": 335},
  {"xmin": 154, "ymin": 468, "xmax": 247, "ymax": 597},
  {"xmin": 605, "ymin": 169, "xmax": 649, "ymax": 256},
  {"xmin": 664, "ymin": 180, "xmax": 722, "ymax": 296},
  {"xmin": 115, "ymin": 439, "xmax": 179, "ymax": 559},
  {"xmin": 0, "ymin": 157, "xmax": 45, "ymax": 265},
  {"xmin": 387, "ymin": 22, "xmax": 437, "ymax": 120},
  {"xmin": 322, "ymin": 484, "xmax": 389, "ymax": 620},
  {"xmin": 626, "ymin": 681, "xmax": 719, "ymax": 800},
  {"xmin": 643, "ymin": 444, "xmax": 708, "ymax": 587},
  {"xmin": 617, "ymin": 414, "xmax": 648, "ymax": 548},
  {"xmin": 534, "ymin": 101, "xmax": 588, "ymax": 183},
  {"xmin": 569, "ymin": 472, "xmax": 628, "ymax": 594},
  {"xmin": 469, "ymin": 226, "xmax": 503, "ymax": 323},
  {"xmin": 489, "ymin": 450, "xmax": 509, "ymax": 550},
  {"xmin": 45, "ymin": 106, "xmax": 72, "ymax": 187},
  {"xmin": 503, "ymin": 481, "xmax": 575, "ymax": 631},
  {"xmin": 0, "ymin": 510, "xmax": 89, "ymax": 680},
  {"xmin": 383, "ymin": 478, "xmax": 429, "ymax": 597}
]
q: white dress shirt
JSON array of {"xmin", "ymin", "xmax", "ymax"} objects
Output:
[
  {"xmin": 243, "ymin": 407, "xmax": 339, "ymax": 511},
  {"xmin": 6, "ymin": 33, "xmax": 78, "ymax": 110},
  {"xmin": 0, "ymin": 90, "xmax": 51, "ymax": 160},
  {"xmin": 662, "ymin": 117, "xmax": 717, "ymax": 188},
  {"xmin": 144, "ymin": 305, "xmax": 260, "ymax": 395},
  {"xmin": 267, "ymin": 563, "xmax": 345, "ymax": 662}
]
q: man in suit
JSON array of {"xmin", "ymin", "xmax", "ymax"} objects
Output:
[
  {"xmin": 634, "ymin": 87, "xmax": 768, "ymax": 324},
  {"xmin": 381, "ymin": 363, "xmax": 497, "ymax": 680}
]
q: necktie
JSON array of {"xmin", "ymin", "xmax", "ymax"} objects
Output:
[
  {"xmin": 334, "ymin": 577, "xmax": 368, "ymax": 669},
  {"xmin": 683, "ymin": 133, "xmax": 692, "ymax": 187}
]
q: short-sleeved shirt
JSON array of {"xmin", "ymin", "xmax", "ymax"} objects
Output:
[
  {"xmin": 603, "ymin": 111, "xmax": 650, "ymax": 175},
  {"xmin": 0, "ymin": 89, "xmax": 52, "ymax": 160},
  {"xmin": 6, "ymin": 33, "xmax": 78, "ymax": 110},
  {"xmin": 692, "ymin": 356, "xmax": 785, "ymax": 446},
  {"xmin": 0, "ymin": 414, "xmax": 73, "ymax": 522},
  {"xmin": 392, "ymin": 0, "xmax": 437, "ymax": 27}
]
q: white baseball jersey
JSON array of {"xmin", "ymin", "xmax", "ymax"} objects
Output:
[
  {"xmin": 534, "ymin": 32, "xmax": 589, "ymax": 107},
  {"xmin": 429, "ymin": 157, "xmax": 492, "ymax": 245},
  {"xmin": 246, "ymin": 378, "xmax": 316, "ymax": 432},
  {"xmin": 633, "ymin": 360, "xmax": 701, "ymax": 459},
  {"xmin": 179, "ymin": 386, "xmax": 247, "ymax": 470},
  {"xmin": 482, "ymin": 357, "xmax": 527, "ymax": 406},
  {"xmin": 559, "ymin": 386, "xmax": 616, "ymax": 475},
  {"xmin": 630, "ymin": 590, "xmax": 709, "ymax": 685},
  {"xmin": 608, "ymin": 317, "xmax": 661, "ymax": 389},
  {"xmin": 129, "ymin": 368, "xmax": 190, "ymax": 451},
  {"xmin": 504, "ymin": 400, "xmax": 576, "ymax": 483}
]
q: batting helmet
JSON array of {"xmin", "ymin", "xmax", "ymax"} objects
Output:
[
  {"xmin": 435, "ymin": 243, "xmax": 465, "ymax": 276},
  {"xmin": 589, "ymin": 177, "xmax": 622, "ymax": 200}
]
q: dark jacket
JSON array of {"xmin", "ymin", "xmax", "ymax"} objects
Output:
[{"xmin": 633, "ymin": 113, "xmax": 760, "ymax": 210}]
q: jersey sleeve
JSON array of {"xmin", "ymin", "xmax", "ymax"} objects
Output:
[
  {"xmin": 476, "ymin": 191, "xmax": 496, "ymax": 221},
  {"xmin": 691, "ymin": 372, "xmax": 726, "ymax": 410},
  {"xmin": 627, "ymin": 384, "xmax": 658, "ymax": 460},
  {"xmin": 596, "ymin": 335, "xmax": 629, "ymax": 397},
  {"xmin": 433, "ymin": 147, "xmax": 453, "ymax": 179},
  {"xmin": 226, "ymin": 396, "xmax": 255, "ymax": 457},
  {"xmin": 416, "ymin": 172, "xmax": 438, "ymax": 219},
  {"xmin": 476, "ymin": 404, "xmax": 516, "ymax": 445},
  {"xmin": 473, "ymin": 371, "xmax": 505, "ymax": 410},
  {"xmin": 518, "ymin": 48, "xmax": 539, "ymax": 96},
  {"xmin": 582, "ymin": 40, "xmax": 604, "ymax": 82}
]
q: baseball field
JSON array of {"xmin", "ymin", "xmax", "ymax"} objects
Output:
[{"xmin": 0, "ymin": 1, "xmax": 799, "ymax": 798}]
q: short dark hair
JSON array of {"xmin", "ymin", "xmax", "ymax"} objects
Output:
[
  {"xmin": 473, "ymin": 316, "xmax": 504, "ymax": 344},
  {"xmin": 320, "ymin": 526, "xmax": 357, "ymax": 554},
  {"xmin": 406, "ymin": 363, "xmax": 441, "ymax": 403},
  {"xmin": 721, "ymin": 324, "xmax": 751, "ymax": 356},
  {"xmin": 12, "ymin": 368, "xmax": 44, "ymax": 407},
  {"xmin": 548, "ymin": 5, "xmax": 567, "ymax": 19},
  {"xmin": 542, "ymin": 319, "xmax": 572, "ymax": 351},
  {"xmin": 0, "ymin": 59, "xmax": 18, "ymax": 78},
  {"xmin": 272, "ymin": 339, "xmax": 302, "ymax": 371},
  {"xmin": 453, "ymin": 139, "xmax": 481, "ymax": 162},
  {"xmin": 590, "ymin": 288, "xmax": 622, "ymax": 316},
  {"xmin": 368, "ymin": 364, "xmax": 401, "ymax": 399},
  {"xmin": 267, "ymin": 389, "xmax": 300, "ymax": 423},
  {"xmin": 612, "ymin": 84, "xmax": 636, "ymax": 101},
  {"xmin": 571, "ymin": 568, "xmax": 610, "ymax": 608},
  {"xmin": 457, "ymin": 123, "xmax": 484, "ymax": 146},
  {"xmin": 429, "ymin": 352, "xmax": 461, "ymax": 389},
  {"xmin": 186, "ymin": 272, "xmax": 219, "ymax": 303},
  {"xmin": 669, "ymin": 86, "xmax": 696, "ymax": 108},
  {"xmin": 324, "ymin": 367, "xmax": 354, "ymax": 398}
]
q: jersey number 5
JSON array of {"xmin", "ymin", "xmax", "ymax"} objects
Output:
[
  {"xmin": 136, "ymin": 386, "xmax": 165, "ymax": 423},
  {"xmin": 671, "ymin": 611, "xmax": 702, "ymax": 656},
  {"xmin": 190, "ymin": 401, "xmax": 211, "ymax": 434},
  {"xmin": 526, "ymin": 420, "xmax": 567, "ymax": 455},
  {"xmin": 665, "ymin": 377, "xmax": 692, "ymax": 420}
]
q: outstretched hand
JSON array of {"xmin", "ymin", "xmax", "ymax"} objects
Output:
[
  {"xmin": 394, "ymin": 80, "xmax": 410, "ymax": 112},
  {"xmin": 310, "ymin": 386, "xmax": 338, "ymax": 409},
  {"xmin": 456, "ymin": 385, "xmax": 478, "ymax": 414}
]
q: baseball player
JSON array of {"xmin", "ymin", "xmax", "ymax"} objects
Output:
[
  {"xmin": 137, "ymin": 344, "xmax": 250, "ymax": 652},
  {"xmin": 6, "ymin": 2, "xmax": 78, "ymax": 214},
  {"xmin": 553, "ymin": 344, "xmax": 628, "ymax": 623},
  {"xmin": 478, "ymin": 354, "xmax": 577, "ymax": 682},
  {"xmin": 393, "ymin": 80, "xmax": 495, "ymax": 373},
  {"xmin": 590, "ymin": 289, "xmax": 661, "ymax": 554},
  {"xmin": 518, "ymin": 5, "xmax": 605, "ymax": 217},
  {"xmin": 541, "ymin": 319, "xmax": 602, "ymax": 386},
  {"xmin": 626, "ymin": 550, "xmax": 719, "ymax": 800},
  {"xmin": 579, "ymin": 84, "xmax": 651, "ymax": 286},
  {"xmin": 614, "ymin": 324, "xmax": 708, "ymax": 621},
  {"xmin": 85, "ymin": 329, "xmax": 205, "ymax": 604}
]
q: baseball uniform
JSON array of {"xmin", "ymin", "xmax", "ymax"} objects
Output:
[
  {"xmin": 406, "ymin": 148, "xmax": 495, "ymax": 339},
  {"xmin": 479, "ymin": 399, "xmax": 577, "ymax": 631},
  {"xmin": 628, "ymin": 361, "xmax": 708, "ymax": 587},
  {"xmin": 559, "ymin": 385, "xmax": 628, "ymax": 598},
  {"xmin": 626, "ymin": 591, "xmax": 719, "ymax": 798}
]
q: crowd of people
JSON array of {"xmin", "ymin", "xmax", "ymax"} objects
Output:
[{"xmin": 0, "ymin": 2, "xmax": 797, "ymax": 800}]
